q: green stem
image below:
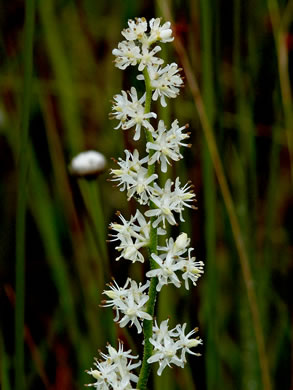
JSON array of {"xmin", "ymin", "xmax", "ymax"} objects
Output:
[
  {"xmin": 15, "ymin": 0, "xmax": 35, "ymax": 389},
  {"xmin": 143, "ymin": 68, "xmax": 156, "ymax": 177},
  {"xmin": 137, "ymin": 67, "xmax": 158, "ymax": 390}
]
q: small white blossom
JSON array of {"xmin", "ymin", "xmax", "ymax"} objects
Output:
[
  {"xmin": 120, "ymin": 17, "xmax": 173, "ymax": 46},
  {"xmin": 87, "ymin": 341, "xmax": 141, "ymax": 389},
  {"xmin": 112, "ymin": 40, "xmax": 141, "ymax": 70},
  {"xmin": 146, "ymin": 251, "xmax": 182, "ymax": 291},
  {"xmin": 138, "ymin": 63, "xmax": 183, "ymax": 107},
  {"xmin": 148, "ymin": 18, "xmax": 174, "ymax": 44},
  {"xmin": 69, "ymin": 150, "xmax": 106, "ymax": 177},
  {"xmin": 138, "ymin": 45, "xmax": 164, "ymax": 71},
  {"xmin": 115, "ymin": 237, "xmax": 146, "ymax": 263},
  {"xmin": 111, "ymin": 149, "xmax": 157, "ymax": 205},
  {"xmin": 147, "ymin": 320, "xmax": 183, "ymax": 376},
  {"xmin": 177, "ymin": 248, "xmax": 205, "ymax": 290},
  {"xmin": 113, "ymin": 18, "xmax": 175, "ymax": 75},
  {"xmin": 110, "ymin": 90, "xmax": 131, "ymax": 126},
  {"xmin": 121, "ymin": 18, "xmax": 148, "ymax": 42},
  {"xmin": 110, "ymin": 149, "xmax": 148, "ymax": 192},
  {"xmin": 172, "ymin": 177, "xmax": 196, "ymax": 222},
  {"xmin": 109, "ymin": 210, "xmax": 165, "ymax": 263},
  {"xmin": 151, "ymin": 318, "xmax": 171, "ymax": 344},
  {"xmin": 146, "ymin": 233, "xmax": 204, "ymax": 291},
  {"xmin": 171, "ymin": 323, "xmax": 203, "ymax": 362},
  {"xmin": 147, "ymin": 319, "xmax": 202, "ymax": 376},
  {"xmin": 148, "ymin": 334, "xmax": 183, "ymax": 376},
  {"xmin": 109, "ymin": 211, "xmax": 138, "ymax": 242},
  {"xmin": 110, "ymin": 87, "xmax": 156, "ymax": 140},
  {"xmin": 147, "ymin": 119, "xmax": 190, "ymax": 172},
  {"xmin": 144, "ymin": 179, "xmax": 177, "ymax": 228},
  {"xmin": 157, "ymin": 233, "xmax": 191, "ymax": 262},
  {"xmin": 102, "ymin": 278, "xmax": 152, "ymax": 334},
  {"xmin": 146, "ymin": 233, "xmax": 190, "ymax": 291},
  {"xmin": 145, "ymin": 179, "xmax": 196, "ymax": 228},
  {"xmin": 126, "ymin": 166, "xmax": 157, "ymax": 205}
]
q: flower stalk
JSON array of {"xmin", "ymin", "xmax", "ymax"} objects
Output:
[{"xmin": 137, "ymin": 66, "xmax": 159, "ymax": 389}]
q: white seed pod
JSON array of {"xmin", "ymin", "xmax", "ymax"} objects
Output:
[{"xmin": 69, "ymin": 150, "xmax": 106, "ymax": 178}]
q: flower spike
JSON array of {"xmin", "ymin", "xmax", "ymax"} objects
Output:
[{"xmin": 86, "ymin": 17, "xmax": 204, "ymax": 390}]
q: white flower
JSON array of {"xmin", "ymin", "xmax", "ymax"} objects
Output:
[
  {"xmin": 110, "ymin": 87, "xmax": 156, "ymax": 140},
  {"xmin": 121, "ymin": 18, "xmax": 148, "ymax": 42},
  {"xmin": 138, "ymin": 45, "xmax": 164, "ymax": 71},
  {"xmin": 146, "ymin": 233, "xmax": 190, "ymax": 291},
  {"xmin": 138, "ymin": 63, "xmax": 183, "ymax": 107},
  {"xmin": 151, "ymin": 318, "xmax": 171, "ymax": 344},
  {"xmin": 145, "ymin": 179, "xmax": 196, "ymax": 228},
  {"xmin": 109, "ymin": 210, "xmax": 165, "ymax": 263},
  {"xmin": 110, "ymin": 90, "xmax": 131, "ymax": 126},
  {"xmin": 148, "ymin": 334, "xmax": 183, "ymax": 376},
  {"xmin": 177, "ymin": 248, "xmax": 205, "ymax": 290},
  {"xmin": 87, "ymin": 341, "xmax": 141, "ymax": 389},
  {"xmin": 172, "ymin": 177, "xmax": 196, "ymax": 222},
  {"xmin": 144, "ymin": 179, "xmax": 177, "ymax": 228},
  {"xmin": 111, "ymin": 149, "xmax": 157, "ymax": 205},
  {"xmin": 116, "ymin": 291, "xmax": 152, "ymax": 333},
  {"xmin": 147, "ymin": 319, "xmax": 202, "ymax": 376},
  {"xmin": 126, "ymin": 166, "xmax": 157, "ymax": 204},
  {"xmin": 102, "ymin": 278, "xmax": 152, "ymax": 333},
  {"xmin": 148, "ymin": 320, "xmax": 183, "ymax": 376},
  {"xmin": 110, "ymin": 149, "xmax": 148, "ymax": 191},
  {"xmin": 115, "ymin": 238, "xmax": 147, "ymax": 263},
  {"xmin": 112, "ymin": 40, "xmax": 141, "ymax": 70},
  {"xmin": 146, "ymin": 233, "xmax": 204, "ymax": 291},
  {"xmin": 157, "ymin": 233, "xmax": 191, "ymax": 261},
  {"xmin": 113, "ymin": 18, "xmax": 175, "ymax": 75},
  {"xmin": 148, "ymin": 18, "xmax": 174, "ymax": 44},
  {"xmin": 146, "ymin": 251, "xmax": 182, "ymax": 291},
  {"xmin": 69, "ymin": 150, "xmax": 106, "ymax": 177},
  {"xmin": 109, "ymin": 211, "xmax": 138, "ymax": 243},
  {"xmin": 147, "ymin": 119, "xmax": 190, "ymax": 172},
  {"xmin": 171, "ymin": 323, "xmax": 203, "ymax": 363}
]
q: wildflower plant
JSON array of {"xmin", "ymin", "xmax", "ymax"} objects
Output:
[{"xmin": 86, "ymin": 17, "xmax": 204, "ymax": 389}]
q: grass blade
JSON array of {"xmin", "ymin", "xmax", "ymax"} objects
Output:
[{"xmin": 15, "ymin": 0, "xmax": 35, "ymax": 388}]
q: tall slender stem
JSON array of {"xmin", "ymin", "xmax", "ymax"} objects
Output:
[{"xmin": 137, "ymin": 67, "xmax": 158, "ymax": 390}]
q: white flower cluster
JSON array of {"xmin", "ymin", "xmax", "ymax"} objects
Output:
[
  {"xmin": 147, "ymin": 119, "xmax": 191, "ymax": 172},
  {"xmin": 110, "ymin": 149, "xmax": 158, "ymax": 205},
  {"xmin": 102, "ymin": 278, "xmax": 152, "ymax": 334},
  {"xmin": 112, "ymin": 17, "xmax": 173, "ymax": 72},
  {"xmin": 111, "ymin": 154, "xmax": 195, "ymax": 218},
  {"xmin": 137, "ymin": 63, "xmax": 183, "ymax": 107},
  {"xmin": 145, "ymin": 178, "xmax": 196, "ymax": 228},
  {"xmin": 87, "ymin": 342, "xmax": 141, "ymax": 389},
  {"xmin": 109, "ymin": 210, "xmax": 166, "ymax": 263},
  {"xmin": 87, "ymin": 17, "xmax": 204, "ymax": 388},
  {"xmin": 111, "ymin": 18, "xmax": 184, "ymax": 141},
  {"xmin": 147, "ymin": 319, "xmax": 202, "ymax": 376},
  {"xmin": 146, "ymin": 233, "xmax": 205, "ymax": 291},
  {"xmin": 110, "ymin": 88, "xmax": 156, "ymax": 141}
]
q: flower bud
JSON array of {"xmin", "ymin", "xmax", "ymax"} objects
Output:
[
  {"xmin": 175, "ymin": 233, "xmax": 189, "ymax": 250},
  {"xmin": 69, "ymin": 150, "xmax": 106, "ymax": 178}
]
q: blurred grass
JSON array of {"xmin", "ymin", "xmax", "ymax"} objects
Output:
[
  {"xmin": 0, "ymin": 0, "xmax": 292, "ymax": 389},
  {"xmin": 15, "ymin": 0, "xmax": 35, "ymax": 389}
]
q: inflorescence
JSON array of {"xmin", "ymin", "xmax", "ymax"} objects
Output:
[{"xmin": 86, "ymin": 17, "xmax": 204, "ymax": 389}]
